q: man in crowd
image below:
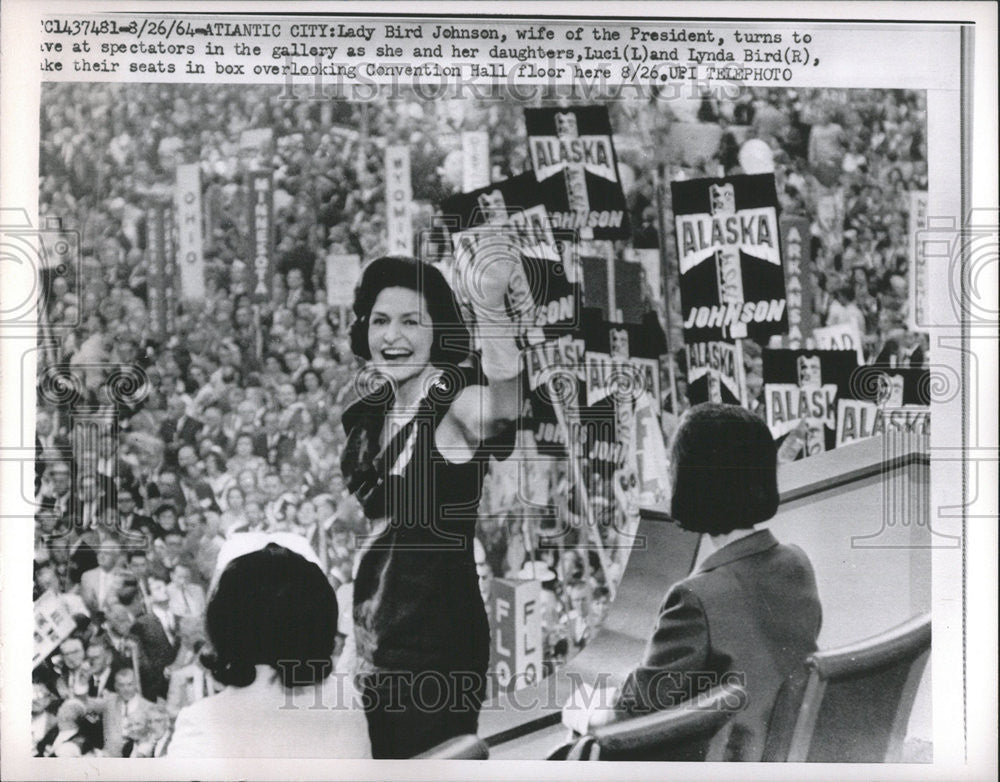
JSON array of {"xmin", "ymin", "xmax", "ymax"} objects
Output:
[
  {"xmin": 116, "ymin": 489, "xmax": 157, "ymax": 542},
  {"xmin": 254, "ymin": 410, "xmax": 296, "ymax": 467},
  {"xmin": 103, "ymin": 604, "xmax": 138, "ymax": 671},
  {"xmin": 84, "ymin": 636, "xmax": 121, "ymax": 701},
  {"xmin": 53, "ymin": 637, "xmax": 90, "ymax": 703},
  {"xmin": 102, "ymin": 668, "xmax": 153, "ymax": 757},
  {"xmin": 79, "ymin": 545, "xmax": 121, "ymax": 616},
  {"xmin": 38, "ymin": 461, "xmax": 73, "ymax": 520},
  {"xmin": 130, "ymin": 576, "xmax": 178, "ymax": 702},
  {"xmin": 166, "ymin": 564, "xmax": 206, "ymax": 620},
  {"xmin": 176, "ymin": 445, "xmax": 219, "ymax": 512}
]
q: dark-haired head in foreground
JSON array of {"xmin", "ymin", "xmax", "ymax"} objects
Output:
[
  {"xmin": 202, "ymin": 543, "xmax": 338, "ymax": 688},
  {"xmin": 669, "ymin": 403, "xmax": 779, "ymax": 535}
]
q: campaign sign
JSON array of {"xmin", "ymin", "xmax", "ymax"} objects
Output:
[
  {"xmin": 175, "ymin": 163, "xmax": 205, "ymax": 300},
  {"xmin": 907, "ymin": 191, "xmax": 929, "ymax": 331},
  {"xmin": 144, "ymin": 200, "xmax": 166, "ymax": 339},
  {"xmin": 581, "ymin": 308, "xmax": 665, "ymax": 409},
  {"xmin": 579, "ymin": 308, "xmax": 665, "ymax": 489},
  {"xmin": 441, "ymin": 170, "xmax": 564, "ymax": 264},
  {"xmin": 813, "ymin": 321, "xmax": 865, "ymax": 365},
  {"xmin": 489, "ymin": 578, "xmax": 542, "ymax": 694},
  {"xmin": 442, "ymin": 173, "xmax": 583, "ymax": 455},
  {"xmin": 685, "ymin": 341, "xmax": 747, "ymax": 406},
  {"xmin": 462, "ymin": 130, "xmax": 491, "ymax": 191},
  {"xmin": 581, "ymin": 251, "xmax": 648, "ymax": 325},
  {"xmin": 524, "ymin": 106, "xmax": 631, "ymax": 240},
  {"xmin": 325, "ymin": 253, "xmax": 361, "ymax": 308},
  {"xmin": 162, "ymin": 204, "xmax": 177, "ymax": 334},
  {"xmin": 672, "ymin": 174, "xmax": 787, "ymax": 343},
  {"xmin": 836, "ymin": 366, "xmax": 930, "ymax": 446},
  {"xmin": 385, "ymin": 145, "xmax": 413, "ymax": 255},
  {"xmin": 34, "ymin": 592, "xmax": 78, "ymax": 668},
  {"xmin": 246, "ymin": 169, "xmax": 274, "ymax": 303},
  {"xmin": 780, "ymin": 215, "xmax": 814, "ymax": 347},
  {"xmin": 633, "ymin": 390, "xmax": 671, "ymax": 509},
  {"xmin": 763, "ymin": 349, "xmax": 859, "ymax": 454}
]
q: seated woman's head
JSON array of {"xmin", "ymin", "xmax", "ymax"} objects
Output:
[
  {"xmin": 202, "ymin": 541, "xmax": 338, "ymax": 689},
  {"xmin": 668, "ymin": 403, "xmax": 779, "ymax": 535}
]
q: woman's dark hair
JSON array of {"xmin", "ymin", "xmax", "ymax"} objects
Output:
[
  {"xmin": 669, "ymin": 403, "xmax": 779, "ymax": 534},
  {"xmin": 202, "ymin": 543, "xmax": 338, "ymax": 688},
  {"xmin": 205, "ymin": 450, "xmax": 226, "ymax": 473},
  {"xmin": 349, "ymin": 256, "xmax": 470, "ymax": 368}
]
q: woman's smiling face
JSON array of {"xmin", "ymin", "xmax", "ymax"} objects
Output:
[{"xmin": 367, "ymin": 286, "xmax": 434, "ymax": 385}]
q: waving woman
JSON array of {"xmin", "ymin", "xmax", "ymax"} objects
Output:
[{"xmin": 340, "ymin": 250, "xmax": 526, "ymax": 758}]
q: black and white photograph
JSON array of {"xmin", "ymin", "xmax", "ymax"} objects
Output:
[{"xmin": 1, "ymin": 3, "xmax": 996, "ymax": 780}]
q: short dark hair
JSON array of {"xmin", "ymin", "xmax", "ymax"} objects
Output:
[
  {"xmin": 668, "ymin": 403, "xmax": 779, "ymax": 534},
  {"xmin": 202, "ymin": 543, "xmax": 338, "ymax": 688},
  {"xmin": 349, "ymin": 256, "xmax": 470, "ymax": 368},
  {"xmin": 154, "ymin": 503, "xmax": 176, "ymax": 518}
]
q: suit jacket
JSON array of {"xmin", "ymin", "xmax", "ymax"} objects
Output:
[
  {"xmin": 131, "ymin": 612, "xmax": 178, "ymax": 701},
  {"xmin": 160, "ymin": 415, "xmax": 202, "ymax": 448},
  {"xmin": 102, "ymin": 693, "xmax": 154, "ymax": 757},
  {"xmin": 617, "ymin": 529, "xmax": 822, "ymax": 761},
  {"xmin": 179, "ymin": 478, "xmax": 221, "ymax": 513},
  {"xmin": 64, "ymin": 534, "xmax": 101, "ymax": 585},
  {"xmin": 87, "ymin": 664, "xmax": 123, "ymax": 699},
  {"xmin": 80, "ymin": 665, "xmax": 124, "ymax": 750},
  {"xmin": 167, "ymin": 582, "xmax": 206, "ymax": 618},
  {"xmin": 253, "ymin": 432, "xmax": 296, "ymax": 466}
]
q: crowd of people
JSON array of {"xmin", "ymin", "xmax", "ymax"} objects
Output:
[{"xmin": 32, "ymin": 81, "xmax": 925, "ymax": 755}]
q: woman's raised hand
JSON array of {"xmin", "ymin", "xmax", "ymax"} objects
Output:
[{"xmin": 455, "ymin": 230, "xmax": 532, "ymax": 326}]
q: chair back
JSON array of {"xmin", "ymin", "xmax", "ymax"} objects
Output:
[
  {"xmin": 565, "ymin": 681, "xmax": 747, "ymax": 761},
  {"xmin": 765, "ymin": 612, "xmax": 931, "ymax": 762},
  {"xmin": 413, "ymin": 734, "xmax": 489, "ymax": 760}
]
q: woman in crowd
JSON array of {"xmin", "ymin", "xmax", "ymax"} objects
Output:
[
  {"xmin": 167, "ymin": 534, "xmax": 370, "ymax": 757},
  {"xmin": 564, "ymin": 403, "xmax": 823, "ymax": 762},
  {"xmin": 203, "ymin": 450, "xmax": 235, "ymax": 507},
  {"xmin": 340, "ymin": 253, "xmax": 524, "ymax": 758}
]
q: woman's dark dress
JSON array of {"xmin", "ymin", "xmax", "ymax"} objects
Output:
[{"xmin": 341, "ymin": 368, "xmax": 512, "ymax": 758}]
